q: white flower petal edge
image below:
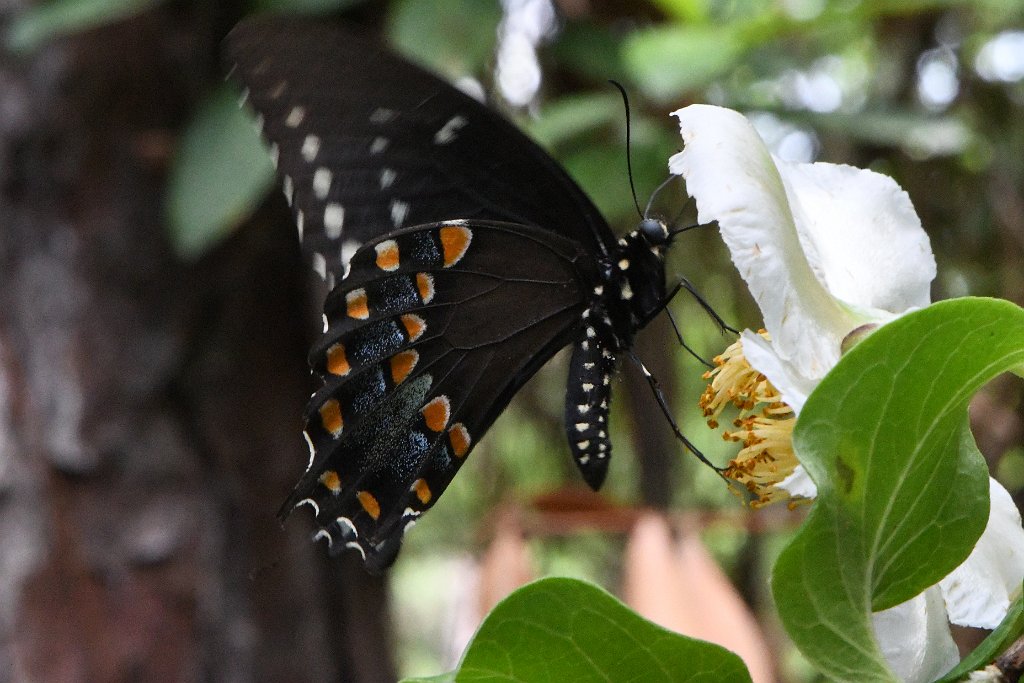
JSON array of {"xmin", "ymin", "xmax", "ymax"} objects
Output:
[
  {"xmin": 775, "ymin": 161, "xmax": 934, "ymax": 315},
  {"xmin": 939, "ymin": 478, "xmax": 1024, "ymax": 628},
  {"xmin": 669, "ymin": 104, "xmax": 936, "ymax": 380},
  {"xmin": 872, "ymin": 587, "xmax": 960, "ymax": 683},
  {"xmin": 669, "ymin": 104, "xmax": 852, "ymax": 380}
]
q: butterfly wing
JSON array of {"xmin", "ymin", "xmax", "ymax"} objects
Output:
[
  {"xmin": 290, "ymin": 220, "xmax": 597, "ymax": 570},
  {"xmin": 224, "ymin": 16, "xmax": 616, "ymax": 285}
]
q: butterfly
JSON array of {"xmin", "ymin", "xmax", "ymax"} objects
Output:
[{"xmin": 225, "ymin": 16, "xmax": 685, "ymax": 572}]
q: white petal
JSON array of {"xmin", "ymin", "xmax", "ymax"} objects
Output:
[
  {"xmin": 777, "ymin": 465, "xmax": 817, "ymax": 499},
  {"xmin": 774, "ymin": 160, "xmax": 935, "ymax": 315},
  {"xmin": 939, "ymin": 478, "xmax": 1024, "ymax": 629},
  {"xmin": 872, "ymin": 587, "xmax": 959, "ymax": 683},
  {"xmin": 739, "ymin": 330, "xmax": 815, "ymax": 414},
  {"xmin": 670, "ymin": 105, "xmax": 859, "ymax": 380}
]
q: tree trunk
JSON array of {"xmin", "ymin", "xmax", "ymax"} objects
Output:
[{"xmin": 0, "ymin": 5, "xmax": 394, "ymax": 682}]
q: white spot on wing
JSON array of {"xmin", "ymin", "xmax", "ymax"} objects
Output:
[
  {"xmin": 296, "ymin": 210, "xmax": 305, "ymax": 241},
  {"xmin": 303, "ymin": 430, "xmax": 316, "ymax": 470},
  {"xmin": 434, "ymin": 115, "xmax": 468, "ymax": 144},
  {"xmin": 296, "ymin": 498, "xmax": 320, "ymax": 516},
  {"xmin": 269, "ymin": 80, "xmax": 287, "ymax": 99},
  {"xmin": 285, "ymin": 106, "xmax": 306, "ymax": 128},
  {"xmin": 380, "ymin": 168, "xmax": 397, "ymax": 189},
  {"xmin": 336, "ymin": 516, "xmax": 358, "ymax": 537},
  {"xmin": 313, "ymin": 167, "xmax": 332, "ymax": 200},
  {"xmin": 370, "ymin": 108, "xmax": 397, "ymax": 123},
  {"xmin": 324, "ymin": 203, "xmax": 345, "ymax": 239},
  {"xmin": 269, "ymin": 143, "xmax": 279, "ymax": 169},
  {"xmin": 390, "ymin": 200, "xmax": 409, "ymax": 227},
  {"xmin": 282, "ymin": 175, "xmax": 294, "ymax": 206},
  {"xmin": 621, "ymin": 281, "xmax": 633, "ymax": 300},
  {"xmin": 345, "ymin": 541, "xmax": 366, "ymax": 559},
  {"xmin": 340, "ymin": 239, "xmax": 361, "ymax": 265},
  {"xmin": 237, "ymin": 87, "xmax": 249, "ymax": 107},
  {"xmin": 322, "ymin": 314, "xmax": 329, "ymax": 333},
  {"xmin": 312, "ymin": 252, "xmax": 327, "ymax": 280},
  {"xmin": 370, "ymin": 136, "xmax": 389, "ymax": 154},
  {"xmin": 313, "ymin": 529, "xmax": 333, "ymax": 547},
  {"xmin": 302, "ymin": 135, "xmax": 321, "ymax": 162}
]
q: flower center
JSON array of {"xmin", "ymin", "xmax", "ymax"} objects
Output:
[{"xmin": 699, "ymin": 332, "xmax": 800, "ymax": 507}]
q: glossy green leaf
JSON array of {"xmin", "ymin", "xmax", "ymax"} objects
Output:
[
  {"xmin": 773, "ymin": 297, "xmax": 1024, "ymax": 681},
  {"xmin": 7, "ymin": 0, "xmax": 160, "ymax": 52},
  {"xmin": 166, "ymin": 86, "xmax": 275, "ymax": 260},
  {"xmin": 412, "ymin": 577, "xmax": 751, "ymax": 683}
]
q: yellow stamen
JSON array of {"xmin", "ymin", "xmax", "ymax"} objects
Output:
[{"xmin": 700, "ymin": 331, "xmax": 803, "ymax": 507}]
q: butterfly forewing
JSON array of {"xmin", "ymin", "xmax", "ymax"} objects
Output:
[{"xmin": 224, "ymin": 17, "xmax": 615, "ymax": 284}]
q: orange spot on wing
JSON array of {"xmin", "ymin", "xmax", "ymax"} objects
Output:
[
  {"xmin": 416, "ymin": 272, "xmax": 435, "ymax": 303},
  {"xmin": 412, "ymin": 478, "xmax": 432, "ymax": 505},
  {"xmin": 346, "ymin": 289, "xmax": 369, "ymax": 319},
  {"xmin": 357, "ymin": 490, "xmax": 380, "ymax": 520},
  {"xmin": 375, "ymin": 240, "xmax": 400, "ymax": 271},
  {"xmin": 319, "ymin": 399, "xmax": 343, "ymax": 437},
  {"xmin": 421, "ymin": 396, "xmax": 450, "ymax": 432},
  {"xmin": 401, "ymin": 313, "xmax": 426, "ymax": 341},
  {"xmin": 319, "ymin": 470, "xmax": 342, "ymax": 493},
  {"xmin": 390, "ymin": 350, "xmax": 419, "ymax": 385},
  {"xmin": 439, "ymin": 225, "xmax": 471, "ymax": 267},
  {"xmin": 326, "ymin": 343, "xmax": 350, "ymax": 376},
  {"xmin": 448, "ymin": 423, "xmax": 471, "ymax": 458}
]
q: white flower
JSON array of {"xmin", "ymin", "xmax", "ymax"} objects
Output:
[{"xmin": 672, "ymin": 104, "xmax": 1024, "ymax": 682}]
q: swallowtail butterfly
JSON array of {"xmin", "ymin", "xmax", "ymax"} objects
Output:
[{"xmin": 226, "ymin": 16, "xmax": 683, "ymax": 571}]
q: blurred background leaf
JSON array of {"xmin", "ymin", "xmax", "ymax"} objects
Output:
[
  {"xmin": 167, "ymin": 86, "xmax": 274, "ymax": 260},
  {"xmin": 6, "ymin": 0, "xmax": 162, "ymax": 52}
]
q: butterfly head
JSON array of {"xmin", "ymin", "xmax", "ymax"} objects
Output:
[{"xmin": 638, "ymin": 216, "xmax": 671, "ymax": 249}]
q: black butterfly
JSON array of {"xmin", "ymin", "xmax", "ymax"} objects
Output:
[{"xmin": 225, "ymin": 16, "xmax": 683, "ymax": 571}]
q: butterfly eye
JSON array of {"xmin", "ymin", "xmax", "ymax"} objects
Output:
[{"xmin": 639, "ymin": 217, "xmax": 670, "ymax": 246}]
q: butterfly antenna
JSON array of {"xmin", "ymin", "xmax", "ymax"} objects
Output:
[
  {"xmin": 609, "ymin": 80, "xmax": 644, "ymax": 219},
  {"xmin": 644, "ymin": 175, "xmax": 679, "ymax": 218}
]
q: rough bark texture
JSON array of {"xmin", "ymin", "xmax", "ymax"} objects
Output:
[{"xmin": 0, "ymin": 5, "xmax": 394, "ymax": 682}]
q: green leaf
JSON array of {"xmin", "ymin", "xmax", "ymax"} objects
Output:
[
  {"xmin": 549, "ymin": 21, "xmax": 627, "ymax": 83},
  {"xmin": 773, "ymin": 297, "xmax": 1024, "ymax": 681},
  {"xmin": 166, "ymin": 86, "xmax": 275, "ymax": 260},
  {"xmin": 7, "ymin": 0, "xmax": 161, "ymax": 52},
  {"xmin": 420, "ymin": 577, "xmax": 752, "ymax": 682},
  {"xmin": 523, "ymin": 91, "xmax": 623, "ymax": 148},
  {"xmin": 934, "ymin": 585, "xmax": 1024, "ymax": 682},
  {"xmin": 387, "ymin": 0, "xmax": 501, "ymax": 78},
  {"xmin": 621, "ymin": 25, "xmax": 746, "ymax": 101},
  {"xmin": 400, "ymin": 674, "xmax": 455, "ymax": 683}
]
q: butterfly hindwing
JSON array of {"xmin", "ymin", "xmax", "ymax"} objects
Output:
[
  {"xmin": 224, "ymin": 17, "xmax": 616, "ymax": 285},
  {"xmin": 284, "ymin": 220, "xmax": 595, "ymax": 570}
]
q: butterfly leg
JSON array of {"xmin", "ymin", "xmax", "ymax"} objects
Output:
[
  {"xmin": 626, "ymin": 351, "xmax": 726, "ymax": 477},
  {"xmin": 671, "ymin": 276, "xmax": 738, "ymax": 334}
]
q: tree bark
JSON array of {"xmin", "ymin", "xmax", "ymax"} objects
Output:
[{"xmin": 0, "ymin": 6, "xmax": 394, "ymax": 682}]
